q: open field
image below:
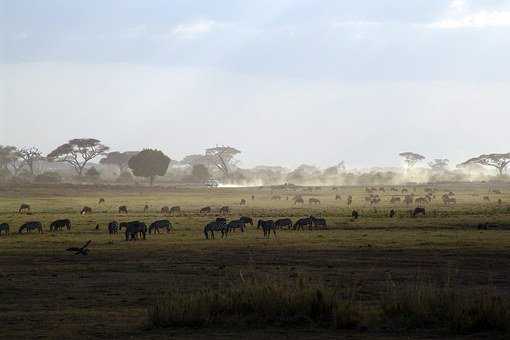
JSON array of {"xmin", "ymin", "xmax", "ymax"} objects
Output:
[{"xmin": 1, "ymin": 183, "xmax": 510, "ymax": 339}]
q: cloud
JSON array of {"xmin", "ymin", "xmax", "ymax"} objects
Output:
[{"xmin": 172, "ymin": 20, "xmax": 218, "ymax": 39}]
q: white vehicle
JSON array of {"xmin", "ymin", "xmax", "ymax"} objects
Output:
[{"xmin": 205, "ymin": 179, "xmax": 220, "ymax": 188}]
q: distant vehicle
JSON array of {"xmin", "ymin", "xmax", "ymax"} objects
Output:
[{"xmin": 206, "ymin": 179, "xmax": 220, "ymax": 188}]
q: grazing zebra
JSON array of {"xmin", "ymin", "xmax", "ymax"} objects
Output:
[
  {"xmin": 293, "ymin": 217, "xmax": 312, "ymax": 231},
  {"xmin": 108, "ymin": 221, "xmax": 119, "ymax": 234},
  {"xmin": 415, "ymin": 197, "xmax": 428, "ymax": 206},
  {"xmin": 149, "ymin": 220, "xmax": 172, "ymax": 234},
  {"xmin": 240, "ymin": 199, "xmax": 247, "ymax": 205},
  {"xmin": 275, "ymin": 218, "xmax": 293, "ymax": 229},
  {"xmin": 19, "ymin": 221, "xmax": 43, "ymax": 234},
  {"xmin": 170, "ymin": 206, "xmax": 181, "ymax": 215},
  {"xmin": 200, "ymin": 206, "xmax": 211, "ymax": 214},
  {"xmin": 50, "ymin": 219, "xmax": 71, "ymax": 231},
  {"xmin": 0, "ymin": 223, "xmax": 9, "ymax": 235},
  {"xmin": 258, "ymin": 219, "xmax": 276, "ymax": 238},
  {"xmin": 351, "ymin": 210, "xmax": 359, "ymax": 220},
  {"xmin": 239, "ymin": 216, "xmax": 253, "ymax": 227},
  {"xmin": 18, "ymin": 203, "xmax": 30, "ymax": 213},
  {"xmin": 98, "ymin": 198, "xmax": 105, "ymax": 204},
  {"xmin": 161, "ymin": 206, "xmax": 170, "ymax": 214},
  {"xmin": 80, "ymin": 206, "xmax": 92, "ymax": 215},
  {"xmin": 118, "ymin": 205, "xmax": 128, "ymax": 214},
  {"xmin": 309, "ymin": 198, "xmax": 321, "ymax": 205},
  {"xmin": 412, "ymin": 207, "xmax": 426, "ymax": 217},
  {"xmin": 219, "ymin": 206, "xmax": 230, "ymax": 215},
  {"xmin": 227, "ymin": 220, "xmax": 245, "ymax": 232},
  {"xmin": 125, "ymin": 221, "xmax": 147, "ymax": 241},
  {"xmin": 203, "ymin": 220, "xmax": 229, "ymax": 239},
  {"xmin": 310, "ymin": 216, "xmax": 327, "ymax": 229}
]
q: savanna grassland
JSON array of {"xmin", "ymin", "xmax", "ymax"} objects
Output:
[{"xmin": 1, "ymin": 182, "xmax": 510, "ymax": 339}]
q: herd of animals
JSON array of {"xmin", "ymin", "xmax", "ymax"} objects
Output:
[{"xmin": 0, "ymin": 186, "xmax": 505, "ymax": 243}]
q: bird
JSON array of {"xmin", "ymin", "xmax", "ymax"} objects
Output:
[{"xmin": 66, "ymin": 240, "xmax": 92, "ymax": 256}]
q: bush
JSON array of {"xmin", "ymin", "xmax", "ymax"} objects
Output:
[
  {"xmin": 34, "ymin": 171, "xmax": 62, "ymax": 183},
  {"xmin": 148, "ymin": 277, "xmax": 361, "ymax": 329}
]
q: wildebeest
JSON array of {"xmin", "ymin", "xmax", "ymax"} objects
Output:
[
  {"xmin": 170, "ymin": 206, "xmax": 181, "ymax": 215},
  {"xmin": 309, "ymin": 198, "xmax": 320, "ymax": 205},
  {"xmin": 118, "ymin": 205, "xmax": 128, "ymax": 214},
  {"xmin": 389, "ymin": 209, "xmax": 396, "ymax": 218},
  {"xmin": 108, "ymin": 221, "xmax": 119, "ymax": 234},
  {"xmin": 351, "ymin": 210, "xmax": 359, "ymax": 220},
  {"xmin": 80, "ymin": 206, "xmax": 92, "ymax": 215},
  {"xmin": 149, "ymin": 220, "xmax": 172, "ymax": 234},
  {"xmin": 18, "ymin": 203, "xmax": 30, "ymax": 213},
  {"xmin": 412, "ymin": 207, "xmax": 426, "ymax": 217},
  {"xmin": 19, "ymin": 221, "xmax": 43, "ymax": 234},
  {"xmin": 125, "ymin": 221, "xmax": 147, "ymax": 241},
  {"xmin": 240, "ymin": 199, "xmax": 247, "ymax": 205},
  {"xmin": 251, "ymin": 195, "xmax": 255, "ymax": 200},
  {"xmin": 227, "ymin": 219, "xmax": 245, "ymax": 232},
  {"xmin": 275, "ymin": 218, "xmax": 293, "ymax": 229},
  {"xmin": 203, "ymin": 220, "xmax": 229, "ymax": 239},
  {"xmin": 161, "ymin": 206, "xmax": 170, "ymax": 214},
  {"xmin": 293, "ymin": 217, "xmax": 312, "ymax": 231},
  {"xmin": 239, "ymin": 216, "xmax": 253, "ymax": 226},
  {"xmin": 310, "ymin": 216, "xmax": 327, "ymax": 229},
  {"xmin": 0, "ymin": 223, "xmax": 9, "ymax": 235},
  {"xmin": 258, "ymin": 219, "xmax": 276, "ymax": 238},
  {"xmin": 98, "ymin": 198, "xmax": 105, "ymax": 204},
  {"xmin": 200, "ymin": 206, "xmax": 211, "ymax": 214},
  {"xmin": 219, "ymin": 206, "xmax": 230, "ymax": 215},
  {"xmin": 50, "ymin": 219, "xmax": 71, "ymax": 231}
]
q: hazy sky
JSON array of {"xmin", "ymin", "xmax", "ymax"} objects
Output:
[{"xmin": 1, "ymin": 0, "xmax": 509, "ymax": 168}]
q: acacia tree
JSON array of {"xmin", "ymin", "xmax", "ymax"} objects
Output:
[
  {"xmin": 428, "ymin": 159, "xmax": 449, "ymax": 172},
  {"xmin": 47, "ymin": 139, "xmax": 109, "ymax": 176},
  {"xmin": 100, "ymin": 151, "xmax": 138, "ymax": 173},
  {"xmin": 19, "ymin": 147, "xmax": 44, "ymax": 175},
  {"xmin": 399, "ymin": 152, "xmax": 426, "ymax": 168},
  {"xmin": 0, "ymin": 145, "xmax": 17, "ymax": 170},
  {"xmin": 128, "ymin": 149, "xmax": 170, "ymax": 185},
  {"xmin": 460, "ymin": 153, "xmax": 510, "ymax": 176},
  {"xmin": 205, "ymin": 146, "xmax": 241, "ymax": 178}
]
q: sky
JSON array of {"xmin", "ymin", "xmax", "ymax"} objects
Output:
[{"xmin": 1, "ymin": 0, "xmax": 510, "ymax": 169}]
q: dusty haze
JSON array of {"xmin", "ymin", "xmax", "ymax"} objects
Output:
[{"xmin": 1, "ymin": 0, "xmax": 509, "ymax": 168}]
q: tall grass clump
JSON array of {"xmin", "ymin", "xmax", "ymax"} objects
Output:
[
  {"xmin": 148, "ymin": 277, "xmax": 362, "ymax": 329},
  {"xmin": 380, "ymin": 279, "xmax": 509, "ymax": 333}
]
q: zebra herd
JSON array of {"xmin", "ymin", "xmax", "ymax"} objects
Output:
[{"xmin": 203, "ymin": 215, "xmax": 328, "ymax": 240}]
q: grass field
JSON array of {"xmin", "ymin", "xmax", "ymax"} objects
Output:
[{"xmin": 1, "ymin": 182, "xmax": 510, "ymax": 339}]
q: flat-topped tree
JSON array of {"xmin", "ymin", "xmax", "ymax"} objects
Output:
[
  {"xmin": 460, "ymin": 153, "xmax": 510, "ymax": 176},
  {"xmin": 100, "ymin": 151, "xmax": 138, "ymax": 173},
  {"xmin": 205, "ymin": 146, "xmax": 241, "ymax": 178},
  {"xmin": 399, "ymin": 152, "xmax": 425, "ymax": 168},
  {"xmin": 428, "ymin": 159, "xmax": 449, "ymax": 172},
  {"xmin": 47, "ymin": 139, "xmax": 109, "ymax": 176},
  {"xmin": 19, "ymin": 147, "xmax": 44, "ymax": 175},
  {"xmin": 128, "ymin": 149, "xmax": 170, "ymax": 186}
]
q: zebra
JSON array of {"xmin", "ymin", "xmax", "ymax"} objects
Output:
[
  {"xmin": 239, "ymin": 216, "xmax": 253, "ymax": 226},
  {"xmin": 347, "ymin": 195, "xmax": 353, "ymax": 207},
  {"xmin": 118, "ymin": 205, "xmax": 128, "ymax": 214},
  {"xmin": 143, "ymin": 205, "xmax": 149, "ymax": 213},
  {"xmin": 227, "ymin": 219, "xmax": 245, "ymax": 232},
  {"xmin": 161, "ymin": 206, "xmax": 170, "ymax": 214},
  {"xmin": 80, "ymin": 206, "xmax": 92, "ymax": 215},
  {"xmin": 390, "ymin": 197, "xmax": 401, "ymax": 204},
  {"xmin": 412, "ymin": 207, "xmax": 426, "ymax": 217},
  {"xmin": 0, "ymin": 223, "xmax": 9, "ymax": 236},
  {"xmin": 310, "ymin": 216, "xmax": 327, "ymax": 229},
  {"xmin": 240, "ymin": 199, "xmax": 247, "ymax": 205},
  {"xmin": 200, "ymin": 206, "xmax": 211, "ymax": 214},
  {"xmin": 125, "ymin": 221, "xmax": 147, "ymax": 241},
  {"xmin": 258, "ymin": 219, "xmax": 276, "ymax": 238},
  {"xmin": 19, "ymin": 221, "xmax": 43, "ymax": 234},
  {"xmin": 149, "ymin": 220, "xmax": 172, "ymax": 234},
  {"xmin": 309, "ymin": 198, "xmax": 321, "ymax": 205},
  {"xmin": 274, "ymin": 218, "xmax": 293, "ymax": 229},
  {"xmin": 204, "ymin": 220, "xmax": 229, "ymax": 239},
  {"xmin": 293, "ymin": 217, "xmax": 312, "ymax": 231},
  {"xmin": 335, "ymin": 194, "xmax": 342, "ymax": 200},
  {"xmin": 219, "ymin": 206, "xmax": 230, "ymax": 215},
  {"xmin": 108, "ymin": 221, "xmax": 119, "ymax": 234},
  {"xmin": 170, "ymin": 206, "xmax": 181, "ymax": 215},
  {"xmin": 50, "ymin": 219, "xmax": 71, "ymax": 231}
]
